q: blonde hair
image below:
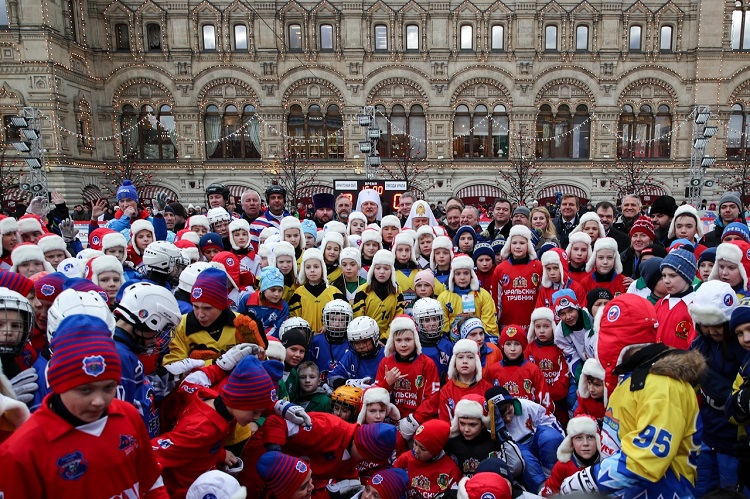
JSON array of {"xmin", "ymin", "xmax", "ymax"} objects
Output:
[{"xmin": 530, "ymin": 206, "xmax": 556, "ymax": 239}]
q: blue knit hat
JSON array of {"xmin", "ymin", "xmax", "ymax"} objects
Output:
[
  {"xmin": 260, "ymin": 266, "xmax": 285, "ymax": 292},
  {"xmin": 723, "ymin": 222, "xmax": 750, "ymax": 244},
  {"xmin": 199, "ymin": 232, "xmax": 224, "ymax": 252},
  {"xmin": 472, "ymin": 242, "xmax": 494, "ymax": 264},
  {"xmin": 698, "ymin": 247, "xmax": 717, "ymax": 265},
  {"xmin": 660, "ymin": 244, "xmax": 697, "ymax": 286},
  {"xmin": 191, "ymin": 267, "xmax": 229, "ymax": 310},
  {"xmin": 552, "ymin": 288, "xmax": 579, "ymax": 313},
  {"xmin": 300, "ymin": 219, "xmax": 317, "ymax": 239},
  {"xmin": 116, "ymin": 180, "xmax": 139, "ymax": 202},
  {"xmin": 731, "ymin": 299, "xmax": 750, "ymax": 332},
  {"xmin": 640, "ymin": 257, "xmax": 664, "ymax": 291},
  {"xmin": 452, "ymin": 225, "xmax": 477, "ymax": 247},
  {"xmin": 491, "ymin": 237, "xmax": 506, "ymax": 254},
  {"xmin": 219, "ymin": 356, "xmax": 277, "ymax": 411}
]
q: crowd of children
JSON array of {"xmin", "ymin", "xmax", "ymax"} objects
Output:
[{"xmin": 0, "ymin": 183, "xmax": 748, "ymax": 498}]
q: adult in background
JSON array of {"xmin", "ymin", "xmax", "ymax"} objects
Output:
[
  {"xmin": 620, "ymin": 216, "xmax": 655, "ymax": 280},
  {"xmin": 553, "ymin": 194, "xmax": 581, "ymax": 249},
  {"xmin": 168, "ymin": 202, "xmax": 187, "ymax": 232},
  {"xmin": 98, "ymin": 180, "xmax": 167, "ymax": 242},
  {"xmin": 701, "ymin": 191, "xmax": 746, "ymax": 248},
  {"xmin": 484, "ymin": 198, "xmax": 512, "ymax": 240},
  {"xmin": 529, "ymin": 206, "xmax": 559, "ymax": 251},
  {"xmin": 613, "ymin": 195, "xmax": 642, "ymax": 235},
  {"xmin": 443, "ymin": 205, "xmax": 462, "ymax": 239},
  {"xmin": 252, "ymin": 185, "xmax": 290, "ymax": 230},
  {"xmin": 397, "ymin": 191, "xmax": 416, "ymax": 225},
  {"xmin": 355, "ymin": 189, "xmax": 383, "ymax": 224},
  {"xmin": 335, "ymin": 193, "xmax": 352, "ymax": 224},
  {"xmin": 511, "ymin": 206, "xmax": 530, "ymax": 227},
  {"xmin": 312, "ymin": 193, "xmax": 336, "ymax": 228},
  {"xmin": 239, "ymin": 189, "xmax": 262, "ymax": 224},
  {"xmin": 595, "ymin": 201, "xmax": 630, "ymax": 253},
  {"xmin": 649, "ymin": 195, "xmax": 678, "ymax": 247},
  {"xmin": 460, "ymin": 205, "xmax": 482, "ymax": 233},
  {"xmin": 205, "ymin": 182, "xmax": 231, "ymax": 210}
]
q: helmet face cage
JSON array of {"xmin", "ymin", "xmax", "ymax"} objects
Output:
[
  {"xmin": 347, "ymin": 317, "xmax": 381, "ymax": 359},
  {"xmin": 323, "ymin": 308, "xmax": 353, "ymax": 340},
  {"xmin": 133, "ymin": 325, "xmax": 173, "ymax": 355},
  {"xmin": 412, "ymin": 299, "xmax": 445, "ymax": 341},
  {"xmin": 0, "ymin": 295, "xmax": 33, "ymax": 355},
  {"xmin": 167, "ymin": 255, "xmax": 189, "ymax": 286},
  {"xmin": 280, "ymin": 318, "xmax": 313, "ymax": 346}
]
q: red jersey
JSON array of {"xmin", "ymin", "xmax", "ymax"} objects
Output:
[
  {"xmin": 393, "ymin": 450, "xmax": 461, "ymax": 498},
  {"xmin": 655, "ymin": 295, "xmax": 696, "ymax": 350},
  {"xmin": 476, "ymin": 267, "xmax": 496, "ymax": 298},
  {"xmin": 438, "ymin": 378, "xmax": 492, "ymax": 422},
  {"xmin": 567, "ymin": 265, "xmax": 588, "ymax": 284},
  {"xmin": 541, "ymin": 459, "xmax": 584, "ymax": 496},
  {"xmin": 374, "ymin": 354, "xmax": 440, "ymax": 423},
  {"xmin": 493, "ymin": 259, "xmax": 543, "ymax": 328},
  {"xmin": 525, "ymin": 340, "xmax": 570, "ymax": 402},
  {"xmin": 485, "ymin": 359, "xmax": 553, "ymax": 411},
  {"xmin": 579, "ymin": 272, "xmax": 626, "ymax": 296},
  {"xmin": 573, "ymin": 394, "xmax": 606, "ymax": 426},
  {"xmin": 535, "ymin": 278, "xmax": 587, "ymax": 311},
  {"xmin": 0, "ymin": 396, "xmax": 167, "ymax": 498}
]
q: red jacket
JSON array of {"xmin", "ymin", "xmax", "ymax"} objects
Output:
[
  {"xmin": 393, "ymin": 450, "xmax": 461, "ymax": 498},
  {"xmin": 438, "ymin": 378, "xmax": 492, "ymax": 422},
  {"xmin": 374, "ymin": 353, "xmax": 440, "ymax": 423},
  {"xmin": 574, "ymin": 394, "xmax": 606, "ymax": 426},
  {"xmin": 579, "ymin": 272, "xmax": 627, "ymax": 296},
  {"xmin": 493, "ymin": 259, "xmax": 543, "ymax": 328},
  {"xmin": 535, "ymin": 278, "xmax": 587, "ymax": 311},
  {"xmin": 485, "ymin": 359, "xmax": 553, "ymax": 412},
  {"xmin": 541, "ymin": 459, "xmax": 584, "ymax": 496},
  {"xmin": 476, "ymin": 267, "xmax": 496, "ymax": 298},
  {"xmin": 0, "ymin": 396, "xmax": 167, "ymax": 498},
  {"xmin": 525, "ymin": 340, "xmax": 570, "ymax": 402},
  {"xmin": 655, "ymin": 295, "xmax": 696, "ymax": 350}
]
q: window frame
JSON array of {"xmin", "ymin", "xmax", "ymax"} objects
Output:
[
  {"xmin": 617, "ymin": 103, "xmax": 672, "ymax": 159},
  {"xmin": 576, "ymin": 25, "xmax": 589, "ymax": 51},
  {"xmin": 119, "ymin": 104, "xmax": 177, "ymax": 161},
  {"xmin": 319, "ymin": 24, "xmax": 334, "ymax": 51},
  {"xmin": 145, "ymin": 23, "xmax": 161, "ymax": 52},
  {"xmin": 288, "ymin": 23, "xmax": 302, "ymax": 51},
  {"xmin": 202, "ymin": 24, "xmax": 217, "ymax": 51},
  {"xmin": 287, "ymin": 103, "xmax": 344, "ymax": 159},
  {"xmin": 536, "ymin": 104, "xmax": 591, "ymax": 160},
  {"xmin": 114, "ymin": 23, "xmax": 130, "ymax": 51},
  {"xmin": 234, "ymin": 24, "xmax": 248, "ymax": 51},
  {"xmin": 545, "ymin": 24, "xmax": 558, "ymax": 51},
  {"xmin": 405, "ymin": 24, "xmax": 419, "ymax": 51},
  {"xmin": 659, "ymin": 25, "xmax": 673, "ymax": 52},
  {"xmin": 629, "ymin": 25, "xmax": 642, "ymax": 52},
  {"xmin": 460, "ymin": 24, "xmax": 474, "ymax": 51},
  {"xmin": 205, "ymin": 104, "xmax": 261, "ymax": 160},
  {"xmin": 732, "ymin": 2, "xmax": 750, "ymax": 50},
  {"xmin": 491, "ymin": 25, "xmax": 504, "ymax": 51},
  {"xmin": 374, "ymin": 24, "xmax": 388, "ymax": 51},
  {"xmin": 452, "ymin": 104, "xmax": 509, "ymax": 160}
]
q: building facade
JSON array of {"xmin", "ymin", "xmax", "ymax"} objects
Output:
[{"xmin": 0, "ymin": 0, "xmax": 749, "ymax": 208}]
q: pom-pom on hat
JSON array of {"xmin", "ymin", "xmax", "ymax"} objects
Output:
[
  {"xmin": 364, "ymin": 469, "xmax": 409, "ymax": 499},
  {"xmin": 578, "ymin": 358, "xmax": 608, "ymax": 405},
  {"xmin": 353, "ymin": 423, "xmax": 397, "ymax": 462},
  {"xmin": 256, "ymin": 452, "xmax": 310, "ymax": 499},
  {"xmin": 385, "ymin": 314, "xmax": 420, "ymax": 356},
  {"xmin": 357, "ymin": 386, "xmax": 401, "ymax": 424},
  {"xmin": 572, "ymin": 212, "xmax": 606, "ymax": 240},
  {"xmin": 457, "ymin": 473, "xmax": 512, "ymax": 499},
  {"xmin": 500, "ymin": 224, "xmax": 537, "ymax": 260},
  {"xmin": 391, "ymin": 232, "xmax": 417, "ymax": 265},
  {"xmin": 689, "ymin": 280, "xmax": 737, "ymax": 326},
  {"xmin": 541, "ymin": 247, "xmax": 568, "ymax": 287},
  {"xmin": 556, "ymin": 416, "xmax": 602, "ymax": 463},
  {"xmin": 585, "ymin": 237, "xmax": 622, "ymax": 274},
  {"xmin": 430, "ymin": 236, "xmax": 454, "ymax": 271},
  {"xmin": 630, "ymin": 216, "xmax": 656, "ymax": 241},
  {"xmin": 660, "ymin": 244, "xmax": 697, "ymax": 287},
  {"xmin": 553, "ymin": 288, "xmax": 580, "ymax": 314},
  {"xmin": 499, "ymin": 325, "xmax": 528, "ymax": 351},
  {"xmin": 448, "ymin": 254, "xmax": 479, "ymax": 292},
  {"xmin": 448, "ymin": 338, "xmax": 483, "ymax": 383},
  {"xmin": 191, "ymin": 267, "xmax": 230, "ymax": 310},
  {"xmin": 10, "ymin": 243, "xmax": 54, "ymax": 273},
  {"xmin": 709, "ymin": 241, "xmax": 750, "ymax": 289},
  {"xmin": 228, "ymin": 219, "xmax": 251, "ymax": 251},
  {"xmin": 367, "ymin": 249, "xmax": 397, "ymax": 287},
  {"xmin": 17, "ymin": 215, "xmax": 45, "ymax": 235},
  {"xmin": 219, "ymin": 355, "xmax": 277, "ymax": 411},
  {"xmin": 450, "ymin": 393, "xmax": 489, "ymax": 437},
  {"xmin": 668, "ymin": 205, "xmax": 703, "ymax": 239},
  {"xmin": 414, "ymin": 419, "xmax": 451, "ymax": 456},
  {"xmin": 0, "ymin": 216, "xmax": 18, "ymax": 235},
  {"xmin": 47, "ymin": 315, "xmax": 122, "ymax": 394},
  {"xmin": 186, "ymin": 470, "xmax": 247, "ymax": 499},
  {"xmin": 528, "ymin": 307, "xmax": 556, "ymax": 342},
  {"xmin": 339, "ymin": 246, "xmax": 361, "ymax": 268},
  {"xmin": 722, "ymin": 222, "xmax": 750, "ymax": 244},
  {"xmin": 90, "ymin": 255, "xmax": 124, "ymax": 286},
  {"xmin": 116, "ymin": 180, "xmax": 139, "ymax": 202},
  {"xmin": 129, "ymin": 220, "xmax": 155, "ymax": 256},
  {"xmin": 37, "ymin": 234, "xmax": 71, "ymax": 258},
  {"xmin": 298, "ymin": 248, "xmax": 328, "ymax": 286}
]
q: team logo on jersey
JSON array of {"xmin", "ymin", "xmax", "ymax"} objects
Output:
[
  {"xmin": 138, "ymin": 309, "xmax": 149, "ymax": 319},
  {"xmin": 295, "ymin": 461, "xmax": 308, "ymax": 474},
  {"xmin": 92, "ymin": 236, "xmax": 100, "ymax": 245},
  {"xmin": 40, "ymin": 284, "xmax": 56, "ymax": 297},
  {"xmin": 525, "ymin": 416, "xmax": 534, "ymax": 431},
  {"xmin": 270, "ymin": 388, "xmax": 278, "ymax": 403},
  {"xmin": 226, "ymin": 257, "xmax": 235, "ymax": 266},
  {"xmin": 504, "ymin": 381, "xmax": 519, "ymax": 394},
  {"xmin": 82, "ymin": 355, "xmax": 106, "ymax": 377},
  {"xmin": 505, "ymin": 326, "xmax": 518, "ymax": 337},
  {"xmin": 501, "ymin": 274, "xmax": 510, "ymax": 286},
  {"xmin": 118, "ymin": 434, "xmax": 138, "ymax": 455},
  {"xmin": 437, "ymin": 473, "xmax": 451, "ymax": 490},
  {"xmin": 725, "ymin": 294, "xmax": 735, "ymax": 307},
  {"xmin": 463, "ymin": 457, "xmax": 480, "ymax": 473},
  {"xmin": 448, "ymin": 398, "xmax": 455, "ymax": 411},
  {"xmin": 411, "ymin": 475, "xmax": 430, "ymax": 490},
  {"xmin": 98, "ymin": 290, "xmax": 109, "ymax": 302},
  {"xmin": 676, "ymin": 320, "xmax": 690, "ymax": 340},
  {"xmin": 607, "ymin": 305, "xmax": 620, "ymax": 322},
  {"xmin": 531, "ymin": 273, "xmax": 539, "ymax": 287},
  {"xmin": 512, "ymin": 276, "xmax": 527, "ymax": 288},
  {"xmin": 156, "ymin": 438, "xmax": 174, "ymax": 449},
  {"xmin": 524, "ymin": 379, "xmax": 532, "ymax": 393},
  {"xmin": 746, "ymin": 248, "xmax": 750, "ymax": 261},
  {"xmin": 415, "ymin": 375, "xmax": 424, "ymax": 389},
  {"xmin": 539, "ymin": 358, "xmax": 553, "ymax": 371},
  {"xmin": 56, "ymin": 451, "xmax": 88, "ymax": 480},
  {"xmin": 481, "ymin": 494, "xmax": 496, "ymax": 499},
  {"xmin": 394, "ymin": 378, "xmax": 412, "ymax": 391},
  {"xmin": 192, "ymin": 287, "xmax": 203, "ymax": 299},
  {"xmin": 372, "ymin": 474, "xmax": 384, "ymax": 485}
]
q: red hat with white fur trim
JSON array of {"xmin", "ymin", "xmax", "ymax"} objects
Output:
[
  {"xmin": 709, "ymin": 241, "xmax": 750, "ymax": 289},
  {"xmin": 541, "ymin": 247, "xmax": 568, "ymax": 287},
  {"xmin": 17, "ymin": 214, "xmax": 46, "ymax": 235},
  {"xmin": 10, "ymin": 243, "xmax": 54, "ymax": 273},
  {"xmin": 384, "ymin": 314, "xmax": 420, "ymax": 357},
  {"xmin": 450, "ymin": 393, "xmax": 489, "ymax": 437},
  {"xmin": 357, "ymin": 387, "xmax": 401, "ymax": 424},
  {"xmin": 37, "ymin": 234, "xmax": 71, "ymax": 258},
  {"xmin": 500, "ymin": 224, "xmax": 537, "ymax": 260},
  {"xmin": 585, "ymin": 237, "xmax": 622, "ymax": 274},
  {"xmin": 0, "ymin": 216, "xmax": 18, "ymax": 235},
  {"xmin": 89, "ymin": 255, "xmax": 124, "ymax": 286},
  {"xmin": 556, "ymin": 415, "xmax": 601, "ymax": 462}
]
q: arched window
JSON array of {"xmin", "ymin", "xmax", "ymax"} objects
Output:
[
  {"xmin": 491, "ymin": 25, "xmax": 504, "ymax": 50},
  {"xmin": 205, "ymin": 104, "xmax": 261, "ymax": 160},
  {"xmin": 732, "ymin": 1, "xmax": 750, "ymax": 50},
  {"xmin": 320, "ymin": 24, "xmax": 333, "ymax": 50},
  {"xmin": 119, "ymin": 104, "xmax": 177, "ymax": 160},
  {"xmin": 629, "ymin": 25, "xmax": 642, "ymax": 51},
  {"xmin": 576, "ymin": 25, "xmax": 589, "ymax": 51},
  {"xmin": 115, "ymin": 23, "xmax": 130, "ymax": 50},
  {"xmin": 234, "ymin": 25, "xmax": 248, "ymax": 51},
  {"xmin": 536, "ymin": 104, "xmax": 590, "ymax": 159},
  {"xmin": 373, "ymin": 104, "xmax": 426, "ymax": 159},
  {"xmin": 286, "ymin": 103, "xmax": 344, "ymax": 159},
  {"xmin": 728, "ymin": 103, "xmax": 750, "ymax": 158},
  {"xmin": 406, "ymin": 25, "xmax": 419, "ymax": 50},
  {"xmin": 453, "ymin": 104, "xmax": 509, "ymax": 159},
  {"xmin": 545, "ymin": 25, "xmax": 558, "ymax": 51},
  {"xmin": 374, "ymin": 25, "xmax": 388, "ymax": 50},
  {"xmin": 617, "ymin": 104, "xmax": 671, "ymax": 159},
  {"xmin": 146, "ymin": 23, "xmax": 161, "ymax": 51}
]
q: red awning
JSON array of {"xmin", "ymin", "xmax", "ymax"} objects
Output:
[
  {"xmin": 537, "ymin": 184, "xmax": 588, "ymax": 201},
  {"xmin": 455, "ymin": 184, "xmax": 506, "ymax": 200},
  {"xmin": 82, "ymin": 185, "xmax": 104, "ymax": 203},
  {"xmin": 639, "ymin": 184, "xmax": 667, "ymax": 203},
  {"xmin": 138, "ymin": 185, "xmax": 178, "ymax": 205},
  {"xmin": 298, "ymin": 184, "xmax": 334, "ymax": 199}
]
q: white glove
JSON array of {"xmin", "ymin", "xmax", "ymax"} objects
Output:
[
  {"xmin": 164, "ymin": 358, "xmax": 205, "ymax": 376},
  {"xmin": 216, "ymin": 343, "xmax": 261, "ymax": 371},
  {"xmin": 326, "ymin": 479, "xmax": 361, "ymax": 494},
  {"xmin": 152, "ymin": 192, "xmax": 168, "ymax": 214},
  {"xmin": 345, "ymin": 377, "xmax": 372, "ymax": 390},
  {"xmin": 182, "ymin": 370, "xmax": 211, "ymax": 387},
  {"xmin": 321, "ymin": 383, "xmax": 333, "ymax": 396},
  {"xmin": 560, "ymin": 467, "xmax": 598, "ymax": 494},
  {"xmin": 60, "ymin": 219, "xmax": 79, "ymax": 242},
  {"xmin": 274, "ymin": 400, "xmax": 312, "ymax": 426},
  {"xmin": 26, "ymin": 196, "xmax": 49, "ymax": 217},
  {"xmin": 10, "ymin": 368, "xmax": 38, "ymax": 405},
  {"xmin": 398, "ymin": 414, "xmax": 420, "ymax": 440},
  {"xmin": 497, "ymin": 440, "xmax": 525, "ymax": 477}
]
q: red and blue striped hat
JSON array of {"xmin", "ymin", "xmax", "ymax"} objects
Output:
[
  {"xmin": 353, "ymin": 422, "xmax": 397, "ymax": 462},
  {"xmin": 191, "ymin": 267, "xmax": 229, "ymax": 310},
  {"xmin": 256, "ymin": 451, "xmax": 311, "ymax": 499},
  {"xmin": 367, "ymin": 469, "xmax": 409, "ymax": 499},
  {"xmin": 219, "ymin": 356, "xmax": 277, "ymax": 411}
]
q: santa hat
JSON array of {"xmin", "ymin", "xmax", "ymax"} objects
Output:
[
  {"xmin": 384, "ymin": 314, "xmax": 421, "ymax": 356},
  {"xmin": 228, "ymin": 219, "xmax": 251, "ymax": 251},
  {"xmin": 273, "ymin": 241, "xmax": 298, "ymax": 278},
  {"xmin": 130, "ymin": 220, "xmax": 155, "ymax": 256},
  {"xmin": 347, "ymin": 211, "xmax": 368, "ymax": 235},
  {"xmin": 500, "ymin": 224, "xmax": 537, "ymax": 260},
  {"xmin": 37, "ymin": 234, "xmax": 71, "ymax": 258},
  {"xmin": 430, "ymin": 236, "xmax": 454, "ymax": 271},
  {"xmin": 0, "ymin": 217, "xmax": 18, "ymax": 235},
  {"xmin": 280, "ymin": 216, "xmax": 304, "ymax": 253},
  {"xmin": 391, "ymin": 232, "xmax": 417, "ymax": 266},
  {"xmin": 10, "ymin": 243, "xmax": 54, "ymax": 273},
  {"xmin": 571, "ymin": 212, "xmax": 606, "ymax": 240},
  {"xmin": 709, "ymin": 241, "xmax": 750, "ymax": 289},
  {"xmin": 450, "ymin": 393, "xmax": 489, "ymax": 437},
  {"xmin": 556, "ymin": 416, "xmax": 602, "ymax": 463},
  {"xmin": 380, "ymin": 215, "xmax": 402, "ymax": 231},
  {"xmin": 265, "ymin": 337, "xmax": 286, "ymax": 363},
  {"xmin": 298, "ymin": 248, "xmax": 327, "ymax": 286},
  {"xmin": 457, "ymin": 473, "xmax": 512, "ymax": 499},
  {"xmin": 357, "ymin": 387, "xmax": 401, "ymax": 424},
  {"xmin": 528, "ymin": 307, "xmax": 556, "ymax": 342},
  {"xmin": 101, "ymin": 232, "xmax": 128, "ymax": 262},
  {"xmin": 566, "ymin": 231, "xmax": 592, "ymax": 255},
  {"xmin": 360, "ymin": 228, "xmax": 383, "ymax": 250},
  {"xmin": 188, "ymin": 215, "xmax": 210, "ymax": 231},
  {"xmin": 586, "ymin": 237, "xmax": 622, "ymax": 274},
  {"xmin": 578, "ymin": 358, "xmax": 608, "ymax": 405},
  {"xmin": 688, "ymin": 280, "xmax": 738, "ymax": 326},
  {"xmin": 175, "ymin": 239, "xmax": 200, "ymax": 263},
  {"xmin": 367, "ymin": 249, "xmax": 397, "ymax": 287},
  {"xmin": 89, "ymin": 255, "xmax": 124, "ymax": 286},
  {"xmin": 541, "ymin": 247, "xmax": 568, "ymax": 287},
  {"xmin": 447, "ymin": 338, "xmax": 482, "ymax": 383},
  {"xmin": 17, "ymin": 214, "xmax": 45, "ymax": 235},
  {"xmin": 499, "ymin": 325, "xmax": 528, "ymax": 351},
  {"xmin": 668, "ymin": 204, "xmax": 704, "ymax": 239},
  {"xmin": 448, "ymin": 254, "xmax": 479, "ymax": 292},
  {"xmin": 413, "ymin": 420, "xmax": 450, "ymax": 456}
]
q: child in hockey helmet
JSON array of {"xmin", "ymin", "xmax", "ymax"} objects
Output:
[{"xmin": 331, "ymin": 384, "xmax": 363, "ymax": 423}]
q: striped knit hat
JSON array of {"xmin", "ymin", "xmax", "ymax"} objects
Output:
[
  {"xmin": 0, "ymin": 270, "xmax": 33, "ymax": 297},
  {"xmin": 33, "ymin": 272, "xmax": 67, "ymax": 303},
  {"xmin": 366, "ymin": 469, "xmax": 409, "ymax": 499},
  {"xmin": 63, "ymin": 277, "xmax": 111, "ymax": 305},
  {"xmin": 256, "ymin": 451, "xmax": 310, "ymax": 499},
  {"xmin": 219, "ymin": 356, "xmax": 277, "ymax": 411},
  {"xmin": 354, "ymin": 423, "xmax": 397, "ymax": 462},
  {"xmin": 191, "ymin": 267, "xmax": 229, "ymax": 310},
  {"xmin": 47, "ymin": 315, "xmax": 121, "ymax": 394},
  {"xmin": 660, "ymin": 244, "xmax": 697, "ymax": 286}
]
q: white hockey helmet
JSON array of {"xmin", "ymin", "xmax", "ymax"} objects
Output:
[
  {"xmin": 346, "ymin": 316, "xmax": 381, "ymax": 358},
  {"xmin": 46, "ymin": 289, "xmax": 115, "ymax": 346},
  {"xmin": 178, "ymin": 261, "xmax": 213, "ymax": 294},
  {"xmin": 278, "ymin": 316, "xmax": 313, "ymax": 346},
  {"xmin": 322, "ymin": 299, "xmax": 353, "ymax": 341},
  {"xmin": 411, "ymin": 297, "xmax": 445, "ymax": 340},
  {"xmin": 0, "ymin": 287, "xmax": 33, "ymax": 355}
]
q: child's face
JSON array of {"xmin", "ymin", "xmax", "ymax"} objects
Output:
[
  {"xmin": 558, "ymin": 307, "xmax": 579, "ymax": 326},
  {"xmin": 476, "ymin": 255, "xmax": 494, "ymax": 273},
  {"xmin": 2, "ymin": 231, "xmax": 17, "ymax": 252},
  {"xmin": 502, "ymin": 340, "xmax": 523, "ymax": 360},
  {"xmin": 434, "ymin": 248, "xmax": 451, "ymax": 268},
  {"xmin": 582, "ymin": 221, "xmax": 600, "ymax": 241},
  {"xmin": 736, "ymin": 322, "xmax": 750, "ymax": 350},
  {"xmin": 590, "ymin": 298, "xmax": 610, "ymax": 318},
  {"xmin": 455, "ymin": 352, "xmax": 476, "ymax": 377},
  {"xmin": 304, "ymin": 260, "xmax": 323, "ymax": 284},
  {"xmin": 260, "ymin": 256, "xmax": 269, "ymax": 268},
  {"xmin": 192, "ymin": 225, "xmax": 208, "ymax": 237},
  {"xmin": 654, "ymin": 277, "xmax": 668, "ymax": 298},
  {"xmin": 98, "ymin": 271, "xmax": 122, "ymax": 301},
  {"xmin": 332, "ymin": 403, "xmax": 353, "ymax": 422},
  {"xmin": 351, "ymin": 338, "xmax": 375, "ymax": 356},
  {"xmin": 263, "ymin": 286, "xmax": 284, "ymax": 304},
  {"xmin": 213, "ymin": 220, "xmax": 230, "ymax": 237},
  {"xmin": 284, "ymin": 228, "xmax": 301, "ymax": 248},
  {"xmin": 285, "ymin": 345, "xmax": 306, "ymax": 367},
  {"xmin": 569, "ymin": 242, "xmax": 589, "ymax": 265},
  {"xmin": 135, "ymin": 230, "xmax": 153, "ymax": 250},
  {"xmin": 453, "ymin": 268, "xmax": 472, "ymax": 288},
  {"xmin": 229, "ymin": 407, "xmax": 265, "ymax": 426},
  {"xmin": 509, "ymin": 235, "xmax": 527, "ymax": 259},
  {"xmin": 365, "ymin": 402, "xmax": 387, "ymax": 423},
  {"xmin": 544, "ymin": 263, "xmax": 561, "ymax": 283},
  {"xmin": 350, "ymin": 219, "xmax": 365, "ymax": 235},
  {"xmin": 203, "ymin": 247, "xmax": 220, "ymax": 261},
  {"xmin": 494, "ymin": 252, "xmax": 504, "ymax": 265},
  {"xmin": 595, "ymin": 250, "xmax": 615, "ymax": 274},
  {"xmin": 415, "ymin": 281, "xmax": 433, "ymax": 298},
  {"xmin": 394, "ymin": 330, "xmax": 416, "ymax": 357},
  {"xmin": 419, "ymin": 314, "xmax": 441, "ymax": 334},
  {"xmin": 699, "ymin": 261, "xmax": 714, "ymax": 282},
  {"xmin": 587, "ymin": 377, "xmax": 604, "ymax": 399},
  {"xmin": 467, "ymin": 328, "xmax": 484, "ymax": 349},
  {"xmin": 458, "ymin": 417, "xmax": 483, "ymax": 440},
  {"xmin": 395, "ymin": 244, "xmax": 411, "ymax": 264},
  {"xmin": 304, "ymin": 233, "xmax": 316, "ymax": 249},
  {"xmin": 276, "ymin": 256, "xmax": 293, "ymax": 276},
  {"xmin": 418, "ymin": 235, "xmax": 433, "ymax": 257},
  {"xmin": 0, "ymin": 309, "xmax": 24, "ymax": 349},
  {"xmin": 701, "ymin": 324, "xmax": 725, "ymax": 343},
  {"xmin": 412, "ymin": 439, "xmax": 434, "ymax": 462},
  {"xmin": 381, "ymin": 226, "xmax": 399, "ymax": 243},
  {"xmin": 572, "ymin": 433, "xmax": 598, "ymax": 460},
  {"xmin": 363, "ymin": 241, "xmax": 379, "ymax": 258},
  {"xmin": 500, "ymin": 403, "xmax": 515, "ymax": 424},
  {"xmin": 31, "ymin": 297, "xmax": 52, "ymax": 331},
  {"xmin": 661, "ymin": 268, "xmax": 690, "ymax": 295},
  {"xmin": 232, "ymin": 229, "xmax": 249, "ymax": 248},
  {"xmin": 534, "ymin": 319, "xmax": 554, "ymax": 342},
  {"xmin": 458, "ymin": 233, "xmax": 474, "ymax": 252},
  {"xmin": 17, "ymin": 260, "xmax": 44, "ymax": 277},
  {"xmin": 298, "ymin": 368, "xmax": 320, "ymax": 394},
  {"xmin": 372, "ymin": 263, "xmax": 391, "ymax": 284},
  {"xmin": 674, "ymin": 215, "xmax": 697, "ymax": 240},
  {"xmin": 717, "ymin": 261, "xmax": 743, "ymax": 287},
  {"xmin": 45, "ymin": 250, "xmax": 67, "ymax": 269},
  {"xmin": 341, "ymin": 258, "xmax": 359, "ymax": 279},
  {"xmin": 324, "ymin": 242, "xmax": 340, "ymax": 265},
  {"xmin": 59, "ymin": 379, "xmax": 118, "ymax": 424},
  {"xmin": 104, "ymin": 246, "xmax": 125, "ymax": 261}
]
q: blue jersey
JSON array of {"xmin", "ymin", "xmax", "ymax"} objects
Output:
[
  {"xmin": 237, "ymin": 290, "xmax": 289, "ymax": 339},
  {"xmin": 421, "ymin": 337, "xmax": 454, "ymax": 384},
  {"xmin": 327, "ymin": 348, "xmax": 384, "ymax": 386},
  {"xmin": 29, "ymin": 352, "xmax": 50, "ymax": 414},
  {"xmin": 306, "ymin": 335, "xmax": 349, "ymax": 382}
]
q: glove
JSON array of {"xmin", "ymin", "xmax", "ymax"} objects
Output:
[
  {"xmin": 326, "ymin": 479, "xmax": 361, "ymax": 494},
  {"xmin": 398, "ymin": 414, "xmax": 420, "ymax": 440},
  {"xmin": 345, "ymin": 377, "xmax": 372, "ymax": 390},
  {"xmin": 26, "ymin": 196, "xmax": 49, "ymax": 217},
  {"xmin": 164, "ymin": 358, "xmax": 205, "ymax": 376},
  {"xmin": 182, "ymin": 370, "xmax": 211, "ymax": 388},
  {"xmin": 60, "ymin": 219, "xmax": 79, "ymax": 242},
  {"xmin": 152, "ymin": 192, "xmax": 168, "ymax": 214},
  {"xmin": 497, "ymin": 440, "xmax": 525, "ymax": 477},
  {"xmin": 321, "ymin": 383, "xmax": 334, "ymax": 396},
  {"xmin": 216, "ymin": 343, "xmax": 261, "ymax": 371},
  {"xmin": 560, "ymin": 467, "xmax": 598, "ymax": 494},
  {"xmin": 10, "ymin": 368, "xmax": 38, "ymax": 405},
  {"xmin": 274, "ymin": 400, "xmax": 312, "ymax": 426},
  {"xmin": 736, "ymin": 388, "xmax": 750, "ymax": 415}
]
